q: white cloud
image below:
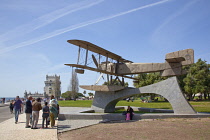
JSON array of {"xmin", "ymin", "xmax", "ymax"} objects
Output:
[
  {"xmin": 0, "ymin": 0, "xmax": 104, "ymax": 43},
  {"xmin": 0, "ymin": 0, "xmax": 171, "ymax": 55}
]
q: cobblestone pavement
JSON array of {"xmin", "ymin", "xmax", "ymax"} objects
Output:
[{"xmin": 0, "ymin": 111, "xmax": 57, "ymax": 140}]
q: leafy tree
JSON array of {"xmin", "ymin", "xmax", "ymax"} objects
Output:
[
  {"xmin": 61, "ymin": 91, "xmax": 85, "ymax": 100},
  {"xmin": 88, "ymin": 92, "xmax": 94, "ymax": 97},
  {"xmin": 206, "ymin": 65, "xmax": 210, "ymax": 100},
  {"xmin": 103, "ymin": 79, "xmax": 129, "ymax": 87},
  {"xmin": 61, "ymin": 91, "xmax": 72, "ymax": 100},
  {"xmin": 133, "ymin": 72, "xmax": 166, "ymax": 99},
  {"xmin": 54, "ymin": 75, "xmax": 61, "ymax": 99},
  {"xmin": 177, "ymin": 73, "xmax": 186, "ymax": 92},
  {"xmin": 77, "ymin": 93, "xmax": 85, "ymax": 98},
  {"xmin": 134, "ymin": 72, "xmax": 166, "ymax": 88},
  {"xmin": 68, "ymin": 69, "xmax": 79, "ymax": 101},
  {"xmin": 183, "ymin": 59, "xmax": 210, "ymax": 100}
]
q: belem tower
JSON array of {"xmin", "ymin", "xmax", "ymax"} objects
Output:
[{"xmin": 24, "ymin": 75, "xmax": 61, "ymax": 99}]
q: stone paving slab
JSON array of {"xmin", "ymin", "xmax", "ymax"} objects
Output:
[
  {"xmin": 0, "ymin": 111, "xmax": 58, "ymax": 140},
  {"xmin": 58, "ymin": 120, "xmax": 101, "ymax": 133},
  {"xmin": 59, "ymin": 107, "xmax": 92, "ymax": 114}
]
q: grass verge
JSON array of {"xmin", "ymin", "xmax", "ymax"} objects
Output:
[{"xmin": 58, "ymin": 100, "xmax": 210, "ymax": 113}]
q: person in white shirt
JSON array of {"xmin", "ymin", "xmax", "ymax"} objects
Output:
[{"xmin": 49, "ymin": 95, "xmax": 58, "ymax": 105}]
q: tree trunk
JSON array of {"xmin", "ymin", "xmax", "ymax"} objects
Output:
[
  {"xmin": 164, "ymin": 98, "xmax": 168, "ymax": 102},
  {"xmin": 150, "ymin": 93, "xmax": 155, "ymax": 100},
  {"xmin": 192, "ymin": 94, "xmax": 195, "ymax": 100},
  {"xmin": 207, "ymin": 93, "xmax": 210, "ymax": 100},
  {"xmin": 204, "ymin": 93, "xmax": 207, "ymax": 100},
  {"xmin": 188, "ymin": 94, "xmax": 193, "ymax": 101}
]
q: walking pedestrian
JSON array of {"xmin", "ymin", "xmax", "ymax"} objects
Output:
[
  {"xmin": 21, "ymin": 98, "xmax": 26, "ymax": 113},
  {"xmin": 2, "ymin": 98, "xmax": 5, "ymax": 104},
  {"xmin": 25, "ymin": 96, "xmax": 32, "ymax": 128},
  {"xmin": 31, "ymin": 98, "xmax": 42, "ymax": 129},
  {"xmin": 13, "ymin": 96, "xmax": 22, "ymax": 124}
]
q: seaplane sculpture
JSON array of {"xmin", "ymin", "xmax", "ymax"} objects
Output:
[{"xmin": 65, "ymin": 39, "xmax": 194, "ymax": 92}]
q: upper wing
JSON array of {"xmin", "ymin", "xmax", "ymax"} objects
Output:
[{"xmin": 67, "ymin": 40, "xmax": 133, "ymax": 63}]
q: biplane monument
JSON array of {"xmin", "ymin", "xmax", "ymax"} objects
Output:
[{"xmin": 65, "ymin": 39, "xmax": 196, "ymax": 114}]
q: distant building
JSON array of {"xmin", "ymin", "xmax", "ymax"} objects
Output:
[
  {"xmin": 24, "ymin": 90, "xmax": 44, "ymax": 99},
  {"xmin": 24, "ymin": 74, "xmax": 61, "ymax": 99},
  {"xmin": 44, "ymin": 75, "xmax": 61, "ymax": 99}
]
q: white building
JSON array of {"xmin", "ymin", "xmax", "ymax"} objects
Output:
[
  {"xmin": 24, "ymin": 91, "xmax": 44, "ymax": 99},
  {"xmin": 44, "ymin": 75, "xmax": 61, "ymax": 99}
]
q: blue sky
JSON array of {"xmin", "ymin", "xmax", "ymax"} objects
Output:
[{"xmin": 0, "ymin": 0, "xmax": 210, "ymax": 97}]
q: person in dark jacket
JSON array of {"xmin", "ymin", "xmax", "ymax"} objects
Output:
[
  {"xmin": 41, "ymin": 102, "xmax": 50, "ymax": 129},
  {"xmin": 126, "ymin": 106, "xmax": 134, "ymax": 120},
  {"xmin": 13, "ymin": 96, "xmax": 22, "ymax": 124},
  {"xmin": 25, "ymin": 96, "xmax": 32, "ymax": 128}
]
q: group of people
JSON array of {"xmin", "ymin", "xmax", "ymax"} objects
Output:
[
  {"xmin": 12, "ymin": 95, "xmax": 134, "ymax": 127},
  {"xmin": 12, "ymin": 95, "xmax": 59, "ymax": 129}
]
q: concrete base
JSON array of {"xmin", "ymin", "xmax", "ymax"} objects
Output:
[
  {"xmin": 58, "ymin": 113, "xmax": 210, "ymax": 121},
  {"xmin": 58, "ymin": 107, "xmax": 209, "ymax": 121},
  {"xmin": 138, "ymin": 107, "xmax": 174, "ymax": 113},
  {"xmin": 91, "ymin": 76, "xmax": 196, "ymax": 114}
]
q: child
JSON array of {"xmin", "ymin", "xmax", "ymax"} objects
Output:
[
  {"xmin": 41, "ymin": 102, "xmax": 49, "ymax": 129},
  {"xmin": 9, "ymin": 100, "xmax": 14, "ymax": 114}
]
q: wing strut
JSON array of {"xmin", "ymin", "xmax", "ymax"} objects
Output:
[
  {"xmin": 85, "ymin": 45, "xmax": 88, "ymax": 66},
  {"xmin": 77, "ymin": 46, "xmax": 81, "ymax": 64}
]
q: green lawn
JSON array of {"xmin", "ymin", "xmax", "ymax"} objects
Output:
[
  {"xmin": 58, "ymin": 100, "xmax": 93, "ymax": 107},
  {"xmin": 116, "ymin": 100, "xmax": 172, "ymax": 109},
  {"xmin": 189, "ymin": 101, "xmax": 210, "ymax": 113},
  {"xmin": 58, "ymin": 100, "xmax": 210, "ymax": 113}
]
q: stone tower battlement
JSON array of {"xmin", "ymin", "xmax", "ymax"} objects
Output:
[{"xmin": 44, "ymin": 74, "xmax": 61, "ymax": 99}]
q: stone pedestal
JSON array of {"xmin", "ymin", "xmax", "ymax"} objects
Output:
[{"xmin": 91, "ymin": 76, "xmax": 196, "ymax": 114}]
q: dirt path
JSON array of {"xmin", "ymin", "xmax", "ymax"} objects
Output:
[{"xmin": 58, "ymin": 118, "xmax": 210, "ymax": 140}]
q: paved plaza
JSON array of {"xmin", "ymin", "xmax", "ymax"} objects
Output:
[
  {"xmin": 0, "ymin": 110, "xmax": 57, "ymax": 140},
  {"xmin": 0, "ymin": 106, "xmax": 101, "ymax": 140}
]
